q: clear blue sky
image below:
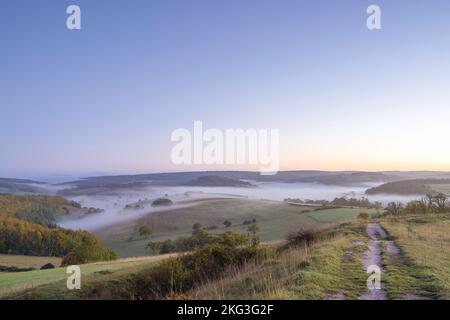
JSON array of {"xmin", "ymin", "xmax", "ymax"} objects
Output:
[{"xmin": 1, "ymin": 0, "xmax": 450, "ymax": 177}]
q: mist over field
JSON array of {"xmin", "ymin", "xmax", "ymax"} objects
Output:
[
  {"xmin": 56, "ymin": 181, "xmax": 420, "ymax": 232},
  {"xmin": 1, "ymin": 0, "xmax": 450, "ymax": 303}
]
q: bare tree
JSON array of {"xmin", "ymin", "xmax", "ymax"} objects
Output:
[{"xmin": 386, "ymin": 202, "xmax": 403, "ymax": 216}]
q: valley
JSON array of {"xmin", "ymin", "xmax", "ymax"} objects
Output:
[{"xmin": 1, "ymin": 170, "xmax": 450, "ymax": 300}]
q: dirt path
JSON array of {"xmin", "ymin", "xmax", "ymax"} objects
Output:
[
  {"xmin": 359, "ymin": 222, "xmax": 428, "ymax": 300},
  {"xmin": 359, "ymin": 223, "xmax": 390, "ymax": 300}
]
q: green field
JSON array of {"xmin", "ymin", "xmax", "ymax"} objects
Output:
[
  {"xmin": 0, "ymin": 254, "xmax": 61, "ymax": 270},
  {"xmin": 0, "ymin": 254, "xmax": 177, "ymax": 298},
  {"xmin": 305, "ymin": 207, "xmax": 381, "ymax": 223},
  {"xmin": 0, "ymin": 199, "xmax": 382, "ymax": 298},
  {"xmin": 97, "ymin": 199, "xmax": 373, "ymax": 258},
  {"xmin": 429, "ymin": 184, "xmax": 450, "ymax": 196},
  {"xmin": 381, "ymin": 213, "xmax": 450, "ymax": 299},
  {"xmin": 4, "ymin": 211, "xmax": 450, "ymax": 300}
]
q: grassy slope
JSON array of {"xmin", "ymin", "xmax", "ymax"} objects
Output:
[
  {"xmin": 191, "ymin": 223, "xmax": 370, "ymax": 300},
  {"xmin": 97, "ymin": 199, "xmax": 373, "ymax": 258},
  {"xmin": 305, "ymin": 207, "xmax": 381, "ymax": 223},
  {"xmin": 0, "ymin": 254, "xmax": 178, "ymax": 298},
  {"xmin": 5, "ymin": 213, "xmax": 450, "ymax": 300},
  {"xmin": 193, "ymin": 215, "xmax": 448, "ymax": 300},
  {"xmin": 7, "ymin": 225, "xmax": 370, "ymax": 300},
  {"xmin": 0, "ymin": 202, "xmax": 376, "ymax": 298},
  {"xmin": 0, "ymin": 254, "xmax": 61, "ymax": 270},
  {"xmin": 429, "ymin": 184, "xmax": 450, "ymax": 196},
  {"xmin": 380, "ymin": 214, "xmax": 450, "ymax": 299}
]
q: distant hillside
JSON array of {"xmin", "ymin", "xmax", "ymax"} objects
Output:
[
  {"xmin": 0, "ymin": 193, "xmax": 115, "ymax": 260},
  {"xmin": 56, "ymin": 170, "xmax": 450, "ymax": 195},
  {"xmin": 0, "ymin": 178, "xmax": 44, "ymax": 194},
  {"xmin": 365, "ymin": 179, "xmax": 450, "ymax": 195},
  {"xmin": 287, "ymin": 172, "xmax": 402, "ymax": 185},
  {"xmin": 58, "ymin": 170, "xmax": 332, "ymax": 195},
  {"xmin": 183, "ymin": 176, "xmax": 256, "ymax": 187},
  {"xmin": 0, "ymin": 194, "xmax": 82, "ymax": 225},
  {"xmin": 60, "ymin": 170, "xmax": 334, "ymax": 187}
]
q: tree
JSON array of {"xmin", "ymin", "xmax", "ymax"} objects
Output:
[
  {"xmin": 358, "ymin": 212, "xmax": 369, "ymax": 220},
  {"xmin": 223, "ymin": 220, "xmax": 232, "ymax": 228},
  {"xmin": 433, "ymin": 193, "xmax": 448, "ymax": 213},
  {"xmin": 425, "ymin": 193, "xmax": 434, "ymax": 208},
  {"xmin": 192, "ymin": 223, "xmax": 202, "ymax": 231},
  {"xmin": 404, "ymin": 200, "xmax": 428, "ymax": 214},
  {"xmin": 247, "ymin": 223, "xmax": 259, "ymax": 233},
  {"xmin": 61, "ymin": 252, "xmax": 86, "ymax": 267},
  {"xmin": 423, "ymin": 193, "xmax": 449, "ymax": 213},
  {"xmin": 138, "ymin": 224, "xmax": 153, "ymax": 239},
  {"xmin": 247, "ymin": 223, "xmax": 260, "ymax": 247},
  {"xmin": 386, "ymin": 202, "xmax": 403, "ymax": 216},
  {"xmin": 373, "ymin": 201, "xmax": 383, "ymax": 209}
]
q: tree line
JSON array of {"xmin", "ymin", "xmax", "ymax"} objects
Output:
[
  {"xmin": 386, "ymin": 193, "xmax": 450, "ymax": 215},
  {"xmin": 285, "ymin": 196, "xmax": 383, "ymax": 209},
  {"xmin": 147, "ymin": 229, "xmax": 255, "ymax": 254},
  {"xmin": 0, "ymin": 194, "xmax": 115, "ymax": 262},
  {"xmin": 0, "ymin": 218, "xmax": 116, "ymax": 261}
]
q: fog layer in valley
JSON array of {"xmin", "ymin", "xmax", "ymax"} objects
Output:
[{"xmin": 55, "ymin": 181, "xmax": 421, "ymax": 232}]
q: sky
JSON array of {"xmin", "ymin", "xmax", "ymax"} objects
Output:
[{"xmin": 1, "ymin": 0, "xmax": 450, "ymax": 178}]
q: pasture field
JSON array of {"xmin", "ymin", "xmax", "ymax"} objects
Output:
[
  {"xmin": 0, "ymin": 254, "xmax": 61, "ymax": 270},
  {"xmin": 5, "ymin": 224, "xmax": 370, "ymax": 300},
  {"xmin": 305, "ymin": 207, "xmax": 381, "ymax": 223},
  {"xmin": 0, "ymin": 198, "xmax": 378, "ymax": 298},
  {"xmin": 0, "ymin": 198, "xmax": 386, "ymax": 299},
  {"xmin": 192, "ymin": 214, "xmax": 449, "ymax": 300},
  {"xmin": 4, "ymin": 213, "xmax": 450, "ymax": 300},
  {"xmin": 191, "ymin": 228, "xmax": 370, "ymax": 300},
  {"xmin": 97, "ymin": 199, "xmax": 370, "ymax": 257},
  {"xmin": 380, "ymin": 213, "xmax": 450, "ymax": 299},
  {"xmin": 429, "ymin": 184, "xmax": 450, "ymax": 196},
  {"xmin": 0, "ymin": 253, "xmax": 177, "ymax": 298}
]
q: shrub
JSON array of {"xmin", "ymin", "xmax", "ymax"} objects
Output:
[
  {"xmin": 286, "ymin": 228, "xmax": 336, "ymax": 247},
  {"xmin": 0, "ymin": 265, "xmax": 34, "ymax": 272},
  {"xmin": 386, "ymin": 202, "xmax": 404, "ymax": 216},
  {"xmin": 147, "ymin": 230, "xmax": 250, "ymax": 254},
  {"xmin": 247, "ymin": 223, "xmax": 259, "ymax": 233},
  {"xmin": 223, "ymin": 220, "xmax": 232, "ymax": 228},
  {"xmin": 358, "ymin": 212, "xmax": 369, "ymax": 220},
  {"xmin": 40, "ymin": 263, "xmax": 55, "ymax": 270},
  {"xmin": 192, "ymin": 223, "xmax": 202, "ymax": 230},
  {"xmin": 243, "ymin": 218, "xmax": 257, "ymax": 225},
  {"xmin": 151, "ymin": 198, "xmax": 173, "ymax": 207},
  {"xmin": 102, "ymin": 244, "xmax": 263, "ymax": 299},
  {"xmin": 138, "ymin": 224, "xmax": 153, "ymax": 238},
  {"xmin": 60, "ymin": 252, "xmax": 87, "ymax": 267},
  {"xmin": 371, "ymin": 212, "xmax": 383, "ymax": 219}
]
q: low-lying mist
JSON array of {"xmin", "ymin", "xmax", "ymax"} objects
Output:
[{"xmin": 54, "ymin": 181, "xmax": 421, "ymax": 232}]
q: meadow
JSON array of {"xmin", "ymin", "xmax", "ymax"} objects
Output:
[
  {"xmin": 2, "ymin": 193, "xmax": 449, "ymax": 300},
  {"xmin": 0, "ymin": 253, "xmax": 178, "ymax": 298},
  {"xmin": 97, "ymin": 198, "xmax": 374, "ymax": 257},
  {"xmin": 191, "ymin": 214, "xmax": 448, "ymax": 300},
  {"xmin": 429, "ymin": 183, "xmax": 450, "ymax": 196},
  {"xmin": 0, "ymin": 254, "xmax": 61, "ymax": 270},
  {"xmin": 381, "ymin": 213, "xmax": 450, "ymax": 299},
  {"xmin": 3, "ymin": 212, "xmax": 450, "ymax": 300},
  {"xmin": 0, "ymin": 196, "xmax": 381, "ymax": 298}
]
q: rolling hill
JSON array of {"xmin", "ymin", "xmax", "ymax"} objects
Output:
[{"xmin": 366, "ymin": 179, "xmax": 450, "ymax": 195}]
